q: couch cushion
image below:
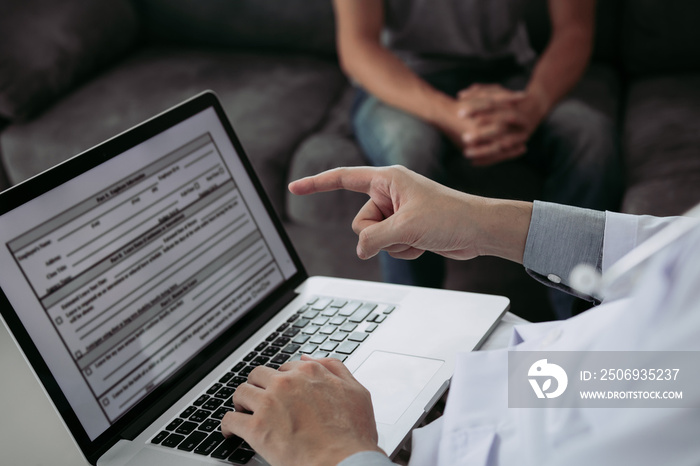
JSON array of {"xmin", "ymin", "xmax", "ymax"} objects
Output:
[
  {"xmin": 0, "ymin": 0, "xmax": 139, "ymax": 120},
  {"xmin": 622, "ymin": 75, "xmax": 700, "ymax": 215},
  {"xmin": 622, "ymin": 0, "xmax": 700, "ymax": 77},
  {"xmin": 287, "ymin": 133, "xmax": 368, "ymax": 227},
  {"xmin": 136, "ymin": 0, "xmax": 336, "ymax": 56},
  {"xmin": 287, "ymin": 86, "xmax": 368, "ymax": 226},
  {"xmin": 567, "ymin": 64, "xmax": 621, "ymax": 124},
  {"xmin": 284, "ymin": 222, "xmax": 382, "ymax": 282},
  {"xmin": 0, "ymin": 48, "xmax": 346, "ymax": 214}
]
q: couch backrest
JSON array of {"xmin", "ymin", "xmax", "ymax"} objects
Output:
[
  {"xmin": 522, "ymin": 0, "xmax": 624, "ymax": 65},
  {"xmin": 524, "ymin": 0, "xmax": 700, "ymax": 78},
  {"xmin": 135, "ymin": 0, "xmax": 337, "ymax": 56},
  {"xmin": 0, "ymin": 0, "xmax": 140, "ymax": 121},
  {"xmin": 622, "ymin": 0, "xmax": 700, "ymax": 77}
]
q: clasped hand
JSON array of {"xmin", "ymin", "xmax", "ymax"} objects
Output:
[{"xmin": 453, "ymin": 83, "xmax": 544, "ymax": 166}]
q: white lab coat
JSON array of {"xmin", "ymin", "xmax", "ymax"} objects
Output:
[{"xmin": 406, "ymin": 211, "xmax": 700, "ymax": 466}]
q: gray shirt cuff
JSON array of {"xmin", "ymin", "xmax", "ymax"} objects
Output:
[
  {"xmin": 337, "ymin": 451, "xmax": 395, "ymax": 466},
  {"xmin": 523, "ymin": 201, "xmax": 605, "ymax": 302}
]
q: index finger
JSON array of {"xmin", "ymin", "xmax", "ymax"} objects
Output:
[
  {"xmin": 491, "ymin": 91, "xmax": 527, "ymax": 103},
  {"xmin": 221, "ymin": 410, "xmax": 253, "ymax": 439},
  {"xmin": 288, "ymin": 166, "xmax": 380, "ymax": 196},
  {"xmin": 246, "ymin": 365, "xmax": 279, "ymax": 388}
]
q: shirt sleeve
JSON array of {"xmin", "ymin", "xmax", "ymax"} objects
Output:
[
  {"xmin": 336, "ymin": 451, "xmax": 396, "ymax": 466},
  {"xmin": 522, "ymin": 201, "xmax": 605, "ymax": 302}
]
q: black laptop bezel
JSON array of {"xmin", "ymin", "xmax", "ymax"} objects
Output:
[{"xmin": 0, "ymin": 91, "xmax": 308, "ymax": 464}]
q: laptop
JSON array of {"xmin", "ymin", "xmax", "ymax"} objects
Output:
[{"xmin": 0, "ymin": 91, "xmax": 508, "ymax": 466}]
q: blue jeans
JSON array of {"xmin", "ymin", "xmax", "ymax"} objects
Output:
[{"xmin": 351, "ymin": 68, "xmax": 623, "ymax": 317}]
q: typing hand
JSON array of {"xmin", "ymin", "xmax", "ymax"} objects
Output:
[{"xmin": 221, "ymin": 356, "xmax": 383, "ymax": 466}]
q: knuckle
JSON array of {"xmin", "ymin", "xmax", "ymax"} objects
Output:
[
  {"xmin": 327, "ymin": 357, "xmax": 344, "ymax": 369},
  {"xmin": 270, "ymin": 373, "xmax": 292, "ymax": 391},
  {"xmin": 299, "ymin": 360, "xmax": 323, "ymax": 376},
  {"xmin": 248, "ymin": 365, "xmax": 264, "ymax": 378},
  {"xmin": 221, "ymin": 411, "xmax": 235, "ymax": 424},
  {"xmin": 392, "ymin": 165, "xmax": 409, "ymax": 176},
  {"xmin": 358, "ymin": 227, "xmax": 373, "ymax": 246},
  {"xmin": 248, "ymin": 416, "xmax": 266, "ymax": 436},
  {"xmin": 232, "ymin": 383, "xmax": 245, "ymax": 399},
  {"xmin": 257, "ymin": 394, "xmax": 276, "ymax": 412}
]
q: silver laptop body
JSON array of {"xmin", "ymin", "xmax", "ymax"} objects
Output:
[{"xmin": 0, "ymin": 92, "xmax": 508, "ymax": 466}]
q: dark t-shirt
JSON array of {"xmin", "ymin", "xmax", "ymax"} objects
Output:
[{"xmin": 382, "ymin": 0, "xmax": 536, "ymax": 74}]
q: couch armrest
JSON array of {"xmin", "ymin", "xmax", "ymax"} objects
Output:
[{"xmin": 622, "ymin": 75, "xmax": 700, "ymax": 215}]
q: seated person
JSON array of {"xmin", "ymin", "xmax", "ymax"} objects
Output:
[
  {"xmin": 220, "ymin": 166, "xmax": 700, "ymax": 466},
  {"xmin": 334, "ymin": 0, "xmax": 623, "ymax": 318}
]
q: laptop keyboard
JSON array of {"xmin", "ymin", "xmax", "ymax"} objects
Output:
[{"xmin": 150, "ymin": 296, "xmax": 394, "ymax": 464}]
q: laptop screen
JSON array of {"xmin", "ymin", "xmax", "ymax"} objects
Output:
[{"xmin": 0, "ymin": 103, "xmax": 298, "ymax": 441}]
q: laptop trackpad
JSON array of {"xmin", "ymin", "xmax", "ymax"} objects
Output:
[{"xmin": 352, "ymin": 351, "xmax": 444, "ymax": 425}]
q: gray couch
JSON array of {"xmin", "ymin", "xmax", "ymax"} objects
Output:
[{"xmin": 2, "ymin": 0, "xmax": 700, "ymax": 322}]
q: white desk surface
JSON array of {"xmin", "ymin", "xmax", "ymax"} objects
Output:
[{"xmin": 0, "ymin": 311, "xmax": 526, "ymax": 466}]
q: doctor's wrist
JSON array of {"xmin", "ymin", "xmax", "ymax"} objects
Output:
[{"xmin": 475, "ymin": 198, "xmax": 533, "ymax": 264}]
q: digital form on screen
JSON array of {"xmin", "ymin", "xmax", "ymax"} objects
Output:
[{"xmin": 0, "ymin": 108, "xmax": 296, "ymax": 439}]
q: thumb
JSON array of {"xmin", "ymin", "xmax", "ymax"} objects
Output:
[{"xmin": 356, "ymin": 215, "xmax": 404, "ymax": 260}]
